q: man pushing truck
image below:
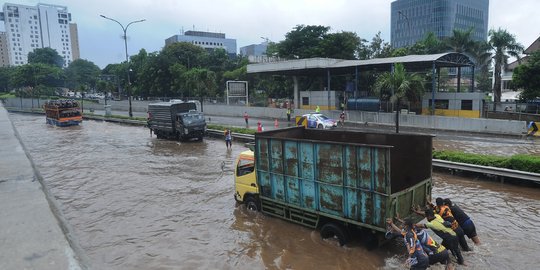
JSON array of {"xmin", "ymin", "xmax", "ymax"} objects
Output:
[{"xmin": 234, "ymin": 126, "xmax": 433, "ymax": 248}]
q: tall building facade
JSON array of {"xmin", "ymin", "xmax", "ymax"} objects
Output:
[
  {"xmin": 0, "ymin": 3, "xmax": 78, "ymax": 67},
  {"xmin": 391, "ymin": 0, "xmax": 489, "ymax": 48},
  {"xmin": 69, "ymin": 23, "xmax": 80, "ymax": 60},
  {"xmin": 165, "ymin": 30, "xmax": 237, "ymax": 57},
  {"xmin": 240, "ymin": 42, "xmax": 268, "ymax": 57},
  {"xmin": 0, "ymin": 32, "xmax": 9, "ymax": 67}
]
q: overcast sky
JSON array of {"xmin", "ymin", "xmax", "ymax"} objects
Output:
[{"xmin": 3, "ymin": 0, "xmax": 540, "ymax": 68}]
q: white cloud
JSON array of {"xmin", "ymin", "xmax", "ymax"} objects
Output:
[{"xmin": 4, "ymin": 0, "xmax": 540, "ymax": 68}]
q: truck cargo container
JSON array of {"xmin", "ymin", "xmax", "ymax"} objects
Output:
[
  {"xmin": 147, "ymin": 102, "xmax": 206, "ymax": 140},
  {"xmin": 234, "ymin": 127, "xmax": 432, "ymax": 247}
]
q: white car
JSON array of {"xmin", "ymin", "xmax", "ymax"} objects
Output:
[{"xmin": 302, "ymin": 113, "xmax": 337, "ymax": 129}]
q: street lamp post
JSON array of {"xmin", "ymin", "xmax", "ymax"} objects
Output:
[
  {"xmin": 100, "ymin": 14, "xmax": 145, "ymax": 118},
  {"xmin": 397, "ymin": 11, "xmax": 411, "ymax": 47}
]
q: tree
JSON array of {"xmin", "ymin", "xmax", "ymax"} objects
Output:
[
  {"xmin": 277, "ymin": 25, "xmax": 330, "ymax": 59},
  {"xmin": 489, "ymin": 28, "xmax": 524, "ymax": 103},
  {"xmin": 471, "ymin": 41, "xmax": 493, "ymax": 92},
  {"xmin": 182, "ymin": 68, "xmax": 217, "ymax": 98},
  {"xmin": 358, "ymin": 32, "xmax": 392, "ymax": 60},
  {"xmin": 358, "ymin": 32, "xmax": 393, "ymax": 59},
  {"xmin": 407, "ymin": 32, "xmax": 445, "ymax": 55},
  {"xmin": 64, "ymin": 59, "xmax": 101, "ymax": 91},
  {"xmin": 162, "ymin": 42, "xmax": 207, "ymax": 69},
  {"xmin": 28, "ymin": 48, "xmax": 64, "ymax": 68},
  {"xmin": 444, "ymin": 28, "xmax": 476, "ymax": 54},
  {"xmin": 0, "ymin": 67, "xmax": 16, "ymax": 92},
  {"xmin": 374, "ymin": 63, "xmax": 425, "ymax": 133},
  {"xmin": 318, "ymin": 31, "xmax": 361, "ymax": 59},
  {"xmin": 513, "ymin": 51, "xmax": 540, "ymax": 101},
  {"xmin": 11, "ymin": 63, "xmax": 63, "ymax": 101},
  {"xmin": 11, "ymin": 63, "xmax": 63, "ymax": 89},
  {"xmin": 369, "ymin": 32, "xmax": 393, "ymax": 58}
]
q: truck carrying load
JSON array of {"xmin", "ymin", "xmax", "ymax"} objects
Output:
[
  {"xmin": 234, "ymin": 127, "xmax": 433, "ymax": 248},
  {"xmin": 147, "ymin": 102, "xmax": 206, "ymax": 141}
]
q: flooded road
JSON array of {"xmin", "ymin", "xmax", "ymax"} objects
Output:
[{"xmin": 9, "ymin": 113, "xmax": 540, "ymax": 270}]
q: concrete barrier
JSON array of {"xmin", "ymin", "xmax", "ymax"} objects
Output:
[{"xmin": 3, "ymin": 98, "xmax": 528, "ymax": 135}]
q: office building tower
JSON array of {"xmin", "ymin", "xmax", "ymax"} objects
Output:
[
  {"xmin": 0, "ymin": 3, "xmax": 79, "ymax": 67},
  {"xmin": 391, "ymin": 0, "xmax": 489, "ymax": 48},
  {"xmin": 0, "ymin": 32, "xmax": 9, "ymax": 67},
  {"xmin": 165, "ymin": 30, "xmax": 237, "ymax": 57},
  {"xmin": 240, "ymin": 42, "xmax": 268, "ymax": 57}
]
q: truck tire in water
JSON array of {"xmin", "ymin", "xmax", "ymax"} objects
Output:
[
  {"xmin": 362, "ymin": 229, "xmax": 379, "ymax": 250},
  {"xmin": 320, "ymin": 222, "xmax": 349, "ymax": 246},
  {"xmin": 245, "ymin": 196, "xmax": 260, "ymax": 211}
]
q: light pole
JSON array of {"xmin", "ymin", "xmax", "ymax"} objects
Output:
[
  {"xmin": 397, "ymin": 11, "xmax": 411, "ymax": 47},
  {"xmin": 100, "ymin": 14, "xmax": 145, "ymax": 117}
]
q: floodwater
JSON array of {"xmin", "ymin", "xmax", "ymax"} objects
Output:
[
  {"xmin": 433, "ymin": 133, "xmax": 540, "ymax": 156},
  {"xmin": 9, "ymin": 113, "xmax": 540, "ymax": 270}
]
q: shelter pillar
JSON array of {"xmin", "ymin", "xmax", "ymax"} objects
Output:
[
  {"xmin": 470, "ymin": 66, "xmax": 475, "ymax": 92},
  {"xmin": 327, "ymin": 69, "xmax": 331, "ymax": 110},
  {"xmin": 457, "ymin": 67, "xmax": 462, "ymax": 92},
  {"xmin": 431, "ymin": 61, "xmax": 436, "ymax": 115},
  {"xmin": 293, "ymin": 76, "xmax": 299, "ymax": 109}
]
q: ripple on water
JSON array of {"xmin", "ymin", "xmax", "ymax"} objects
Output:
[{"xmin": 10, "ymin": 113, "xmax": 540, "ymax": 270}]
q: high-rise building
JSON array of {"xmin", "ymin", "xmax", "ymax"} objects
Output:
[
  {"xmin": 165, "ymin": 30, "xmax": 237, "ymax": 57},
  {"xmin": 0, "ymin": 32, "xmax": 9, "ymax": 67},
  {"xmin": 240, "ymin": 42, "xmax": 268, "ymax": 58},
  {"xmin": 0, "ymin": 3, "xmax": 79, "ymax": 67},
  {"xmin": 69, "ymin": 23, "xmax": 80, "ymax": 61},
  {"xmin": 391, "ymin": 0, "xmax": 489, "ymax": 48}
]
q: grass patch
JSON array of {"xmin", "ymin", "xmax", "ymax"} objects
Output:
[
  {"xmin": 0, "ymin": 93, "xmax": 16, "ymax": 99},
  {"xmin": 207, "ymin": 123, "xmax": 256, "ymax": 135},
  {"xmin": 84, "ymin": 113, "xmax": 147, "ymax": 122},
  {"xmin": 433, "ymin": 150, "xmax": 540, "ymax": 173}
]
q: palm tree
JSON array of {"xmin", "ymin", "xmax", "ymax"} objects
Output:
[
  {"xmin": 374, "ymin": 63, "xmax": 425, "ymax": 133},
  {"xmin": 489, "ymin": 28, "xmax": 524, "ymax": 103},
  {"xmin": 445, "ymin": 28, "xmax": 476, "ymax": 54},
  {"xmin": 445, "ymin": 28, "xmax": 478, "ymax": 92},
  {"xmin": 471, "ymin": 41, "xmax": 493, "ymax": 92}
]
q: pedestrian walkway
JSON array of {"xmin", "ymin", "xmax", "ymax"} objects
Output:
[{"xmin": 0, "ymin": 103, "xmax": 83, "ymax": 270}]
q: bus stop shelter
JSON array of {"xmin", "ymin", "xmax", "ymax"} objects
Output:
[{"xmin": 247, "ymin": 52, "xmax": 475, "ymax": 110}]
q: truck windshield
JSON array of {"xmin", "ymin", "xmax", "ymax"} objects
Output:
[
  {"xmin": 181, "ymin": 113, "xmax": 204, "ymax": 124},
  {"xmin": 236, "ymin": 158, "xmax": 254, "ymax": 176}
]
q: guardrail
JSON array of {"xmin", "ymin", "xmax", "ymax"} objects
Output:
[
  {"xmin": 5, "ymin": 107, "xmax": 538, "ymax": 185},
  {"xmin": 206, "ymin": 129, "xmax": 254, "ymax": 142},
  {"xmin": 432, "ymin": 159, "xmax": 540, "ymax": 184},
  {"xmin": 206, "ymin": 129, "xmax": 539, "ymax": 184}
]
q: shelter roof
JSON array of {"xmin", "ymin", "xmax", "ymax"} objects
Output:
[
  {"xmin": 524, "ymin": 36, "xmax": 540, "ymax": 54},
  {"xmin": 247, "ymin": 52, "xmax": 474, "ymax": 76}
]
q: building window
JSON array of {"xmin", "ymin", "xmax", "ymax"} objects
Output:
[
  {"xmin": 435, "ymin": 99, "xmax": 449, "ymax": 109},
  {"xmin": 461, "ymin": 100, "xmax": 473, "ymax": 110},
  {"xmin": 302, "ymin": 97, "xmax": 309, "ymax": 106}
]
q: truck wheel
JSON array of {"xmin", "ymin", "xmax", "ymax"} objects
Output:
[
  {"xmin": 320, "ymin": 223, "xmax": 349, "ymax": 246},
  {"xmin": 362, "ymin": 229, "xmax": 379, "ymax": 250},
  {"xmin": 245, "ymin": 196, "xmax": 260, "ymax": 211},
  {"xmin": 317, "ymin": 124, "xmax": 323, "ymax": 129}
]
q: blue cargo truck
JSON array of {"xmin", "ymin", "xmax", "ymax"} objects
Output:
[{"xmin": 234, "ymin": 127, "xmax": 433, "ymax": 248}]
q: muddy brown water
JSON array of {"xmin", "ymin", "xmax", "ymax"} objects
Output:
[{"xmin": 9, "ymin": 113, "xmax": 540, "ymax": 270}]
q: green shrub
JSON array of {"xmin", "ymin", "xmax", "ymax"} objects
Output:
[
  {"xmin": 508, "ymin": 155, "xmax": 540, "ymax": 173},
  {"xmin": 207, "ymin": 124, "xmax": 255, "ymax": 135},
  {"xmin": 433, "ymin": 150, "xmax": 539, "ymax": 173}
]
